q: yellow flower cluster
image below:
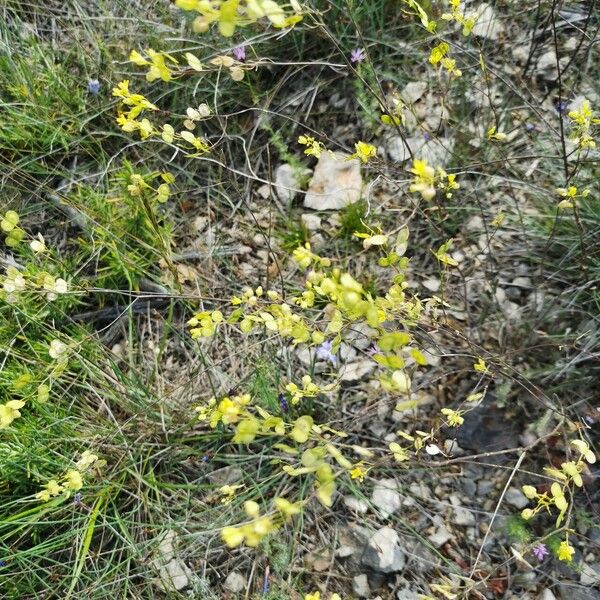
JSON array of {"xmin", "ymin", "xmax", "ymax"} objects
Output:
[
  {"xmin": 285, "ymin": 375, "xmax": 335, "ymax": 405},
  {"xmin": 129, "ymin": 49, "xmax": 177, "ymax": 82},
  {"xmin": 567, "ymin": 100, "xmax": 600, "ymax": 149},
  {"xmin": 35, "ymin": 451, "xmax": 102, "ymax": 502},
  {"xmin": 409, "ymin": 159, "xmax": 460, "ymax": 201},
  {"xmin": 429, "ymin": 42, "xmax": 462, "ymax": 78},
  {"xmin": 441, "ymin": 0, "xmax": 478, "ymax": 36},
  {"xmin": 305, "ymin": 592, "xmax": 341, "ymax": 600},
  {"xmin": 113, "ymin": 80, "xmax": 158, "ymax": 140},
  {"xmin": 175, "ymin": 0, "xmax": 303, "ymax": 37},
  {"xmin": 521, "ymin": 439, "xmax": 595, "ymax": 527},
  {"xmin": 555, "ymin": 185, "xmax": 590, "ymax": 210},
  {"xmin": 298, "ymin": 134, "xmax": 326, "ymax": 158},
  {"xmin": 221, "ymin": 496, "xmax": 302, "ymax": 548}
]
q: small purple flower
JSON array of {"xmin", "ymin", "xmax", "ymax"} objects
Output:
[
  {"xmin": 0, "ymin": 560, "xmax": 6, "ymax": 567},
  {"xmin": 278, "ymin": 393, "xmax": 289, "ymax": 414},
  {"xmin": 232, "ymin": 45, "xmax": 246, "ymax": 62},
  {"xmin": 533, "ymin": 543, "xmax": 549, "ymax": 562},
  {"xmin": 316, "ymin": 340, "xmax": 337, "ymax": 366},
  {"xmin": 423, "ymin": 132, "xmax": 432, "ymax": 141},
  {"xmin": 262, "ymin": 571, "xmax": 270, "ymax": 595},
  {"xmin": 350, "ymin": 48, "xmax": 366, "ymax": 64},
  {"xmin": 201, "ymin": 454, "xmax": 210, "ymax": 463},
  {"xmin": 367, "ymin": 343, "xmax": 381, "ymax": 357},
  {"xmin": 555, "ymin": 101, "xmax": 568, "ymax": 115},
  {"xmin": 87, "ymin": 79, "xmax": 100, "ymax": 95},
  {"xmin": 73, "ymin": 492, "xmax": 82, "ymax": 505},
  {"xmin": 525, "ymin": 123, "xmax": 536, "ymax": 132}
]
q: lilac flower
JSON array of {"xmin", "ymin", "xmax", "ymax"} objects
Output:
[
  {"xmin": 87, "ymin": 79, "xmax": 100, "ymax": 95},
  {"xmin": 316, "ymin": 340, "xmax": 337, "ymax": 366},
  {"xmin": 278, "ymin": 393, "xmax": 289, "ymax": 413},
  {"xmin": 350, "ymin": 48, "xmax": 366, "ymax": 64},
  {"xmin": 533, "ymin": 543, "xmax": 549, "ymax": 562},
  {"xmin": 525, "ymin": 123, "xmax": 536, "ymax": 132},
  {"xmin": 262, "ymin": 570, "xmax": 270, "ymax": 595},
  {"xmin": 367, "ymin": 343, "xmax": 381, "ymax": 357},
  {"xmin": 423, "ymin": 132, "xmax": 432, "ymax": 141},
  {"xmin": 232, "ymin": 45, "xmax": 246, "ymax": 61}
]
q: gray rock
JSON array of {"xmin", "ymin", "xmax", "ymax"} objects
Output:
[
  {"xmin": 452, "ymin": 506, "xmax": 476, "ymax": 527},
  {"xmin": 361, "ymin": 526, "xmax": 406, "ymax": 573},
  {"xmin": 477, "ymin": 479, "xmax": 495, "ymax": 497},
  {"xmin": 155, "ymin": 559, "xmax": 191, "ymax": 592},
  {"xmin": 304, "ymin": 152, "xmax": 362, "ymax": 210},
  {"xmin": 275, "ymin": 164, "xmax": 309, "ymax": 204},
  {"xmin": 371, "ymin": 479, "xmax": 402, "ymax": 519},
  {"xmin": 505, "ymin": 486, "xmax": 530, "ymax": 509},
  {"xmin": 505, "ymin": 286, "xmax": 521, "ymax": 301},
  {"xmin": 150, "ymin": 531, "xmax": 191, "ymax": 592},
  {"xmin": 512, "ymin": 276, "xmax": 532, "ymax": 288},
  {"xmin": 352, "ymin": 574, "xmax": 370, "ymax": 598},
  {"xmin": 207, "ymin": 465, "xmax": 243, "ymax": 486},
  {"xmin": 461, "ymin": 478, "xmax": 477, "ymax": 497},
  {"xmin": 427, "ymin": 522, "xmax": 452, "ymax": 547},
  {"xmin": 558, "ymin": 583, "xmax": 600, "ymax": 600},
  {"xmin": 580, "ymin": 562, "xmax": 600, "ymax": 586},
  {"xmin": 539, "ymin": 590, "xmax": 557, "ymax": 600},
  {"xmin": 401, "ymin": 81, "xmax": 427, "ymax": 104},
  {"xmin": 404, "ymin": 537, "xmax": 442, "ymax": 572},
  {"xmin": 300, "ymin": 213, "xmax": 321, "ymax": 231},
  {"xmin": 386, "ymin": 135, "xmax": 454, "ymax": 167},
  {"xmin": 397, "ymin": 586, "xmax": 420, "ymax": 600},
  {"xmin": 224, "ymin": 571, "xmax": 247, "ymax": 593},
  {"xmin": 343, "ymin": 495, "xmax": 369, "ymax": 514},
  {"xmin": 340, "ymin": 359, "xmax": 375, "ymax": 382},
  {"xmin": 472, "ymin": 3, "xmax": 504, "ymax": 40}
]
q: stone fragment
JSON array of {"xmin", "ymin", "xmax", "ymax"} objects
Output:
[
  {"xmin": 371, "ymin": 479, "xmax": 402, "ymax": 519},
  {"xmin": 304, "ymin": 152, "xmax": 362, "ymax": 210},
  {"xmin": 352, "ymin": 574, "xmax": 371, "ymax": 598},
  {"xmin": 224, "ymin": 571, "xmax": 247, "ymax": 593},
  {"xmin": 401, "ymin": 81, "xmax": 427, "ymax": 104},
  {"xmin": 472, "ymin": 3, "xmax": 504, "ymax": 40},
  {"xmin": 361, "ymin": 527, "xmax": 406, "ymax": 573},
  {"xmin": 505, "ymin": 486, "xmax": 529, "ymax": 509},
  {"xmin": 275, "ymin": 164, "xmax": 310, "ymax": 204}
]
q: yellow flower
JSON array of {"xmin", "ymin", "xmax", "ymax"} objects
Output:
[
  {"xmin": 274, "ymin": 497, "xmax": 302, "ymax": 519},
  {"xmin": 473, "ymin": 358, "xmax": 488, "ymax": 373},
  {"xmin": 487, "ymin": 126, "xmax": 507, "ymax": 142},
  {"xmin": 298, "ymin": 135, "xmax": 325, "ymax": 158},
  {"xmin": 441, "ymin": 408, "xmax": 464, "ymax": 427},
  {"xmin": 557, "ymin": 540, "xmax": 575, "ymax": 562},
  {"xmin": 350, "ymin": 463, "xmax": 367, "ymax": 482},
  {"xmin": 351, "ymin": 141, "xmax": 377, "ymax": 163},
  {"xmin": 305, "ymin": 593, "xmax": 321, "ymax": 600},
  {"xmin": 76, "ymin": 450, "xmax": 99, "ymax": 471},
  {"xmin": 0, "ymin": 400, "xmax": 25, "ymax": 428},
  {"xmin": 429, "ymin": 42, "xmax": 449, "ymax": 65},
  {"xmin": 35, "ymin": 479, "xmax": 63, "ymax": 502},
  {"xmin": 221, "ymin": 526, "xmax": 245, "ymax": 548},
  {"xmin": 64, "ymin": 469, "xmax": 83, "ymax": 491},
  {"xmin": 409, "ymin": 158, "xmax": 436, "ymax": 200}
]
